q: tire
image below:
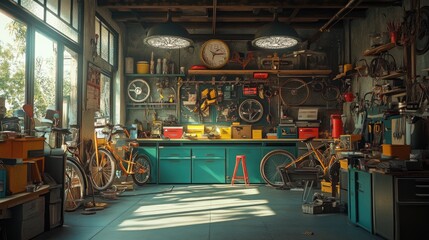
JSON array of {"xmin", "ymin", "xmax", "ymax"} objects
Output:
[
  {"xmin": 89, "ymin": 148, "xmax": 116, "ymax": 191},
  {"xmin": 64, "ymin": 157, "xmax": 86, "ymax": 212},
  {"xmin": 280, "ymin": 78, "xmax": 309, "ymax": 106},
  {"xmin": 131, "ymin": 154, "xmax": 151, "ymax": 185},
  {"xmin": 260, "ymin": 150, "xmax": 296, "ymax": 187}
]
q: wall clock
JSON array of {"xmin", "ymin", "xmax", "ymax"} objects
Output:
[{"xmin": 200, "ymin": 39, "xmax": 230, "ymax": 69}]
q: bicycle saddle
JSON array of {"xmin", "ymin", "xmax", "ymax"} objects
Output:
[{"xmin": 301, "ymin": 137, "xmax": 316, "ymax": 143}]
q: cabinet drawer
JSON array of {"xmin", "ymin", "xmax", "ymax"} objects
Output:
[
  {"xmin": 159, "ymin": 158, "xmax": 191, "ymax": 183},
  {"xmin": 397, "ymin": 178, "xmax": 429, "ymax": 203},
  {"xmin": 192, "ymin": 148, "xmax": 225, "ymax": 159},
  {"xmin": 159, "ymin": 147, "xmax": 191, "ymax": 159}
]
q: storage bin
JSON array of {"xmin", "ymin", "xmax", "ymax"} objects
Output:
[
  {"xmin": 4, "ymin": 163, "xmax": 27, "ymax": 195},
  {"xmin": 382, "ymin": 144, "xmax": 411, "ymax": 160},
  {"xmin": 163, "ymin": 126, "xmax": 183, "ymax": 139},
  {"xmin": 7, "ymin": 197, "xmax": 45, "ymax": 240},
  {"xmin": 298, "ymin": 127, "xmax": 319, "ymax": 139},
  {"xmin": 252, "ymin": 129, "xmax": 262, "ymax": 139}
]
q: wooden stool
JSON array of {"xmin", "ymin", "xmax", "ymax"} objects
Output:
[{"xmin": 231, "ymin": 155, "xmax": 249, "ymax": 186}]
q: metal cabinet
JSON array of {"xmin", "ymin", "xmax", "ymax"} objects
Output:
[
  {"xmin": 348, "ymin": 168, "xmax": 373, "ymax": 233},
  {"xmin": 158, "ymin": 147, "xmax": 191, "ymax": 183},
  {"xmin": 136, "ymin": 147, "xmax": 158, "ymax": 183},
  {"xmin": 373, "ymin": 172, "xmax": 429, "ymax": 240},
  {"xmin": 226, "ymin": 147, "xmax": 262, "ymax": 183},
  {"xmin": 192, "ymin": 147, "xmax": 225, "ymax": 183}
]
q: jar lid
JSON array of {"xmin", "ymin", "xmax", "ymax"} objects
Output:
[{"xmin": 137, "ymin": 61, "xmax": 148, "ymax": 64}]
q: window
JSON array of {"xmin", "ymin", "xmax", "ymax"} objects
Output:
[
  {"xmin": 0, "ymin": 11, "xmax": 27, "ymax": 131},
  {"xmin": 99, "ymin": 72, "xmax": 111, "ymax": 119},
  {"xmin": 63, "ymin": 47, "xmax": 78, "ymax": 128},
  {"xmin": 19, "ymin": 0, "xmax": 80, "ymax": 42},
  {"xmin": 95, "ymin": 16, "xmax": 117, "ymax": 67}
]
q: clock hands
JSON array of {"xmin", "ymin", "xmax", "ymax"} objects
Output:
[{"xmin": 210, "ymin": 49, "xmax": 225, "ymax": 59}]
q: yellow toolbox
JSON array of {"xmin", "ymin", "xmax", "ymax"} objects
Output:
[
  {"xmin": 252, "ymin": 129, "xmax": 262, "ymax": 139},
  {"xmin": 219, "ymin": 126, "xmax": 231, "ymax": 139},
  {"xmin": 321, "ymin": 180, "xmax": 340, "ymax": 195},
  {"xmin": 186, "ymin": 125, "xmax": 205, "ymax": 138}
]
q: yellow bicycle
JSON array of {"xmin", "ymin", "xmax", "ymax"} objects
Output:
[{"xmin": 89, "ymin": 124, "xmax": 151, "ymax": 191}]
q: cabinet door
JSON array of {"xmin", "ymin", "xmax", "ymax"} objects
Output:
[
  {"xmin": 348, "ymin": 168, "xmax": 357, "ymax": 224},
  {"xmin": 226, "ymin": 147, "xmax": 262, "ymax": 183},
  {"xmin": 356, "ymin": 171, "xmax": 372, "ymax": 233},
  {"xmin": 136, "ymin": 147, "xmax": 158, "ymax": 183},
  {"xmin": 159, "ymin": 147, "xmax": 191, "ymax": 183},
  {"xmin": 192, "ymin": 147, "xmax": 225, "ymax": 183}
]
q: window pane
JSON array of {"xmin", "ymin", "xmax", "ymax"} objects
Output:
[
  {"xmin": 34, "ymin": 32, "xmax": 57, "ymax": 120},
  {"xmin": 46, "ymin": 11, "xmax": 78, "ymax": 42},
  {"xmin": 21, "ymin": 0, "xmax": 44, "ymax": 20},
  {"xmin": 60, "ymin": 0, "xmax": 71, "ymax": 24},
  {"xmin": 100, "ymin": 73, "xmax": 110, "ymax": 118},
  {"xmin": 109, "ymin": 32, "xmax": 114, "ymax": 65},
  {"xmin": 0, "ymin": 11, "xmax": 26, "ymax": 131},
  {"xmin": 63, "ymin": 47, "xmax": 78, "ymax": 128},
  {"xmin": 72, "ymin": 0, "xmax": 78, "ymax": 29},
  {"xmin": 100, "ymin": 25, "xmax": 109, "ymax": 62},
  {"xmin": 95, "ymin": 19, "xmax": 101, "ymax": 57},
  {"xmin": 47, "ymin": 0, "xmax": 58, "ymax": 15}
]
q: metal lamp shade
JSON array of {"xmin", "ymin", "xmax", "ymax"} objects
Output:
[
  {"xmin": 144, "ymin": 22, "xmax": 193, "ymax": 49},
  {"xmin": 252, "ymin": 21, "xmax": 300, "ymax": 49}
]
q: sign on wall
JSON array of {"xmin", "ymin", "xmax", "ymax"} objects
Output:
[{"xmin": 86, "ymin": 62, "xmax": 101, "ymax": 110}]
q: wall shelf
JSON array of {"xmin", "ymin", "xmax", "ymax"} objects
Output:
[
  {"xmin": 363, "ymin": 42, "xmax": 396, "ymax": 56},
  {"xmin": 187, "ymin": 69, "xmax": 332, "ymax": 76},
  {"xmin": 378, "ymin": 71, "xmax": 406, "ymax": 80},
  {"xmin": 126, "ymin": 74, "xmax": 185, "ymax": 78}
]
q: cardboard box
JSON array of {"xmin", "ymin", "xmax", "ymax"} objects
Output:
[
  {"xmin": 382, "ymin": 144, "xmax": 411, "ymax": 160},
  {"xmin": 231, "ymin": 125, "xmax": 252, "ymax": 139}
]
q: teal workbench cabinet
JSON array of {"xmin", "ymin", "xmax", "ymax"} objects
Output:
[{"xmin": 134, "ymin": 139, "xmax": 328, "ymax": 184}]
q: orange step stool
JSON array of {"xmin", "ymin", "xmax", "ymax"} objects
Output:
[{"xmin": 231, "ymin": 155, "xmax": 249, "ymax": 186}]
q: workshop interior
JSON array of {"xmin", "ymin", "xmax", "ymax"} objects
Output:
[{"xmin": 0, "ymin": 0, "xmax": 429, "ymax": 240}]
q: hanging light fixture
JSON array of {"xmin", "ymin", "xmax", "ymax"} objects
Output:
[
  {"xmin": 144, "ymin": 11, "xmax": 193, "ymax": 49},
  {"xmin": 252, "ymin": 12, "xmax": 300, "ymax": 49}
]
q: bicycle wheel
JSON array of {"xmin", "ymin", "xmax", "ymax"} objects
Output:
[
  {"xmin": 280, "ymin": 78, "xmax": 309, "ymax": 106},
  {"xmin": 89, "ymin": 148, "xmax": 116, "ymax": 191},
  {"xmin": 64, "ymin": 157, "xmax": 86, "ymax": 211},
  {"xmin": 322, "ymin": 85, "xmax": 340, "ymax": 101},
  {"xmin": 238, "ymin": 99, "xmax": 264, "ymax": 123},
  {"xmin": 131, "ymin": 153, "xmax": 151, "ymax": 185},
  {"xmin": 127, "ymin": 78, "xmax": 150, "ymax": 102},
  {"xmin": 260, "ymin": 150, "xmax": 296, "ymax": 187}
]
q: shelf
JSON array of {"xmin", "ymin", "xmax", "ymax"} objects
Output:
[
  {"xmin": 378, "ymin": 71, "xmax": 406, "ymax": 80},
  {"xmin": 363, "ymin": 42, "xmax": 396, "ymax": 56},
  {"xmin": 126, "ymin": 74, "xmax": 185, "ymax": 78},
  {"xmin": 187, "ymin": 69, "xmax": 332, "ymax": 76},
  {"xmin": 379, "ymin": 88, "xmax": 406, "ymax": 97},
  {"xmin": 127, "ymin": 103, "xmax": 177, "ymax": 109}
]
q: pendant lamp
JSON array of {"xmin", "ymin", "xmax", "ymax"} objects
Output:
[
  {"xmin": 144, "ymin": 11, "xmax": 193, "ymax": 49},
  {"xmin": 252, "ymin": 13, "xmax": 300, "ymax": 49}
]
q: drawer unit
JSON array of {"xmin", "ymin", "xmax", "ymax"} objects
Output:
[
  {"xmin": 159, "ymin": 147, "xmax": 191, "ymax": 183},
  {"xmin": 192, "ymin": 148, "xmax": 225, "ymax": 183},
  {"xmin": 396, "ymin": 178, "xmax": 429, "ymax": 202}
]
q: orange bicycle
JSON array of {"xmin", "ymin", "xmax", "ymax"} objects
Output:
[
  {"xmin": 260, "ymin": 137, "xmax": 339, "ymax": 188},
  {"xmin": 89, "ymin": 124, "xmax": 151, "ymax": 191}
]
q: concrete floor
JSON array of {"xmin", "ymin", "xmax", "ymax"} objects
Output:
[{"xmin": 35, "ymin": 184, "xmax": 381, "ymax": 240}]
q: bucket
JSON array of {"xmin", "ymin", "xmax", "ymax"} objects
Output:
[
  {"xmin": 331, "ymin": 114, "xmax": 343, "ymax": 138},
  {"xmin": 136, "ymin": 61, "xmax": 149, "ymax": 74}
]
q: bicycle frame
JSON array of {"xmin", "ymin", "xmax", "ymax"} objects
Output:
[
  {"xmin": 284, "ymin": 141, "xmax": 336, "ymax": 177},
  {"xmin": 93, "ymin": 126, "xmax": 137, "ymax": 176}
]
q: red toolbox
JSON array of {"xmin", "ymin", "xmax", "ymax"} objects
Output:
[
  {"xmin": 298, "ymin": 127, "xmax": 319, "ymax": 139},
  {"xmin": 163, "ymin": 126, "xmax": 183, "ymax": 139}
]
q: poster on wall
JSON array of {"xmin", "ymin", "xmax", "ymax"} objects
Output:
[{"xmin": 86, "ymin": 62, "xmax": 101, "ymax": 110}]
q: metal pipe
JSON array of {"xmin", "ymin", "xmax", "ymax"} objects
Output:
[{"xmin": 319, "ymin": 0, "xmax": 359, "ymax": 32}]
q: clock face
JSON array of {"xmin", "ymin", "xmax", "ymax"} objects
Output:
[{"xmin": 200, "ymin": 39, "xmax": 230, "ymax": 69}]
